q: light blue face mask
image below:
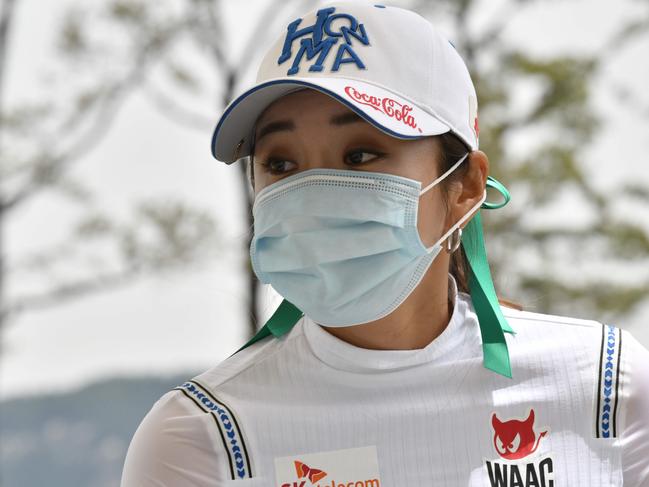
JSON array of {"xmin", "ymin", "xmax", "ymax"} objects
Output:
[
  {"xmin": 249, "ymin": 153, "xmax": 482, "ymax": 327},
  {"xmin": 240, "ymin": 156, "xmax": 515, "ymax": 379}
]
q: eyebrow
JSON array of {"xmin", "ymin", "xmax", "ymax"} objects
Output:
[
  {"xmin": 330, "ymin": 111, "xmax": 364, "ymax": 126},
  {"xmin": 255, "ymin": 111, "xmax": 365, "ymax": 143}
]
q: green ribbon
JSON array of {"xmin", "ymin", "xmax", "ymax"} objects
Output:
[
  {"xmin": 459, "ymin": 176, "xmax": 514, "ymax": 378},
  {"xmin": 484, "ymin": 176, "xmax": 510, "ymax": 210},
  {"xmin": 232, "ymin": 177, "xmax": 515, "ymax": 379},
  {"xmin": 230, "ymin": 299, "xmax": 303, "ymax": 357},
  {"xmin": 462, "ymin": 211, "xmax": 514, "ymax": 378}
]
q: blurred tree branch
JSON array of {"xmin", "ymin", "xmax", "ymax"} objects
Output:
[
  {"xmin": 2, "ymin": 0, "xmax": 647, "ymax": 348},
  {"xmin": 86, "ymin": 0, "xmax": 319, "ymax": 338},
  {"xmin": 413, "ymin": 0, "xmax": 649, "ymax": 322},
  {"xmin": 4, "ymin": 198, "xmax": 217, "ymax": 321},
  {"xmin": 0, "ymin": 0, "xmax": 221, "ymax": 332},
  {"xmin": 0, "ymin": 0, "xmax": 318, "ymax": 346}
]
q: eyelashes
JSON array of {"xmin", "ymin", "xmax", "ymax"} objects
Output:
[
  {"xmin": 346, "ymin": 149, "xmax": 384, "ymax": 165},
  {"xmin": 257, "ymin": 149, "xmax": 386, "ymax": 175},
  {"xmin": 257, "ymin": 158, "xmax": 297, "ymax": 175}
]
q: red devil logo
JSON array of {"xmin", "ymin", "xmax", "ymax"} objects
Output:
[
  {"xmin": 491, "ymin": 409, "xmax": 548, "ymax": 460},
  {"xmin": 294, "ymin": 460, "xmax": 327, "ymax": 484}
]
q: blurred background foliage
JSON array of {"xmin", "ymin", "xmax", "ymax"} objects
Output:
[
  {"xmin": 425, "ymin": 0, "xmax": 649, "ymax": 319},
  {"xmin": 0, "ymin": 0, "xmax": 647, "ymax": 485}
]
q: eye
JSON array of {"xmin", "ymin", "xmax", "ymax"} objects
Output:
[
  {"xmin": 259, "ymin": 158, "xmax": 297, "ymax": 175},
  {"xmin": 509, "ymin": 433, "xmax": 521, "ymax": 452},
  {"xmin": 495, "ymin": 435, "xmax": 507, "ymax": 454},
  {"xmin": 345, "ymin": 149, "xmax": 383, "ymax": 166}
]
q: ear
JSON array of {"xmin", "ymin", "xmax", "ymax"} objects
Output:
[
  {"xmin": 448, "ymin": 150, "xmax": 488, "ymax": 229},
  {"xmin": 492, "ymin": 413, "xmax": 501, "ymax": 429}
]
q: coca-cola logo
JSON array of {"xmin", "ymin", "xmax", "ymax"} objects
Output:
[{"xmin": 344, "ymin": 86, "xmax": 422, "ymax": 133}]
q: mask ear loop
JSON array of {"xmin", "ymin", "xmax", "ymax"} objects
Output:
[
  {"xmin": 419, "ymin": 151, "xmax": 477, "ymax": 255},
  {"xmin": 419, "ymin": 152, "xmax": 469, "ymax": 196},
  {"xmin": 424, "ymin": 189, "xmax": 487, "ymax": 253}
]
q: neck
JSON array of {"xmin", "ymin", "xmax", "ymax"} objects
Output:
[{"xmin": 320, "ymin": 257, "xmax": 453, "ymax": 350}]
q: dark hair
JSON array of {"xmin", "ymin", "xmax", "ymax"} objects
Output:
[
  {"xmin": 435, "ymin": 131, "xmax": 472, "ymax": 294},
  {"xmin": 436, "ymin": 132, "xmax": 521, "ymax": 309}
]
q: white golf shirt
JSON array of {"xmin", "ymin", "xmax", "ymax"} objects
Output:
[{"xmin": 121, "ymin": 278, "xmax": 649, "ymax": 486}]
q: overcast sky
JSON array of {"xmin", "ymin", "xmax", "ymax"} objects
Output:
[{"xmin": 1, "ymin": 0, "xmax": 648, "ymax": 399}]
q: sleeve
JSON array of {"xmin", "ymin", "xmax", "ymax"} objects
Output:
[
  {"xmin": 620, "ymin": 330, "xmax": 649, "ymax": 487},
  {"xmin": 120, "ymin": 390, "xmax": 224, "ymax": 487}
]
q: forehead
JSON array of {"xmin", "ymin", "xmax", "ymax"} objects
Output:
[
  {"xmin": 251, "ymin": 88, "xmax": 445, "ymax": 163},
  {"xmin": 255, "ymin": 89, "xmax": 357, "ymax": 128}
]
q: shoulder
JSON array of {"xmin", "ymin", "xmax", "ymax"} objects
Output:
[
  {"xmin": 192, "ymin": 322, "xmax": 296, "ymax": 391},
  {"xmin": 501, "ymin": 304, "xmax": 604, "ymax": 335},
  {"xmin": 120, "ymin": 388, "xmax": 224, "ymax": 486},
  {"xmin": 121, "ymin": 322, "xmax": 306, "ymax": 486},
  {"xmin": 495, "ymin": 305, "xmax": 624, "ymax": 405},
  {"xmin": 499, "ymin": 305, "xmax": 640, "ymax": 378},
  {"xmin": 500, "ymin": 305, "xmax": 609, "ymax": 359},
  {"xmin": 500, "ymin": 303, "xmax": 649, "ymax": 481}
]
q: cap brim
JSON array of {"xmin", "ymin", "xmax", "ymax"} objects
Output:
[{"xmin": 211, "ymin": 77, "xmax": 452, "ymax": 163}]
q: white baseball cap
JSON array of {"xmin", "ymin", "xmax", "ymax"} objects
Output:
[{"xmin": 210, "ymin": 1, "xmax": 480, "ymax": 163}]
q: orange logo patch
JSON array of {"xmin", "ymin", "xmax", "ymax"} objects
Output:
[{"xmin": 295, "ymin": 460, "xmax": 328, "ymax": 483}]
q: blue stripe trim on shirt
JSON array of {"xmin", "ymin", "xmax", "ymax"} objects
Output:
[
  {"xmin": 174, "ymin": 380, "xmax": 252, "ymax": 479},
  {"xmin": 595, "ymin": 324, "xmax": 622, "ymax": 439}
]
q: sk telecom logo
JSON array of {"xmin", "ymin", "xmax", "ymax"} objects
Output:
[
  {"xmin": 281, "ymin": 460, "xmax": 379, "ymax": 487},
  {"xmin": 484, "ymin": 409, "xmax": 555, "ymax": 487},
  {"xmin": 295, "ymin": 460, "xmax": 327, "ymax": 484},
  {"xmin": 278, "ymin": 7, "xmax": 370, "ymax": 75},
  {"xmin": 275, "ymin": 445, "xmax": 381, "ymax": 487}
]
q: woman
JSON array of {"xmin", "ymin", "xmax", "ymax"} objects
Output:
[{"xmin": 121, "ymin": 2, "xmax": 649, "ymax": 486}]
